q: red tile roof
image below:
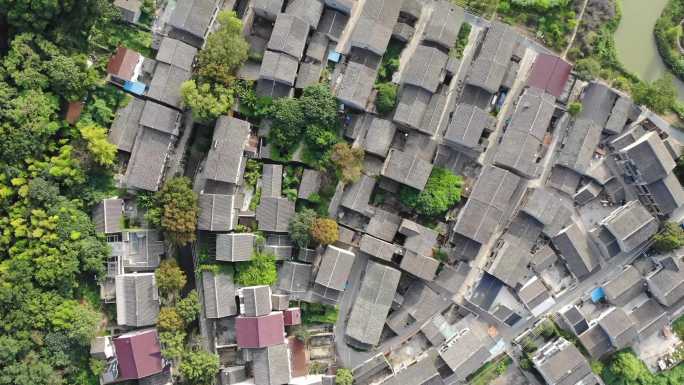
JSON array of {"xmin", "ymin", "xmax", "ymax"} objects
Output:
[
  {"xmin": 283, "ymin": 308, "xmax": 301, "ymax": 326},
  {"xmin": 107, "ymin": 46, "xmax": 141, "ymax": 81},
  {"xmin": 113, "ymin": 329, "xmax": 163, "ymax": 380},
  {"xmin": 527, "ymin": 53, "xmax": 572, "ymax": 98},
  {"xmin": 65, "ymin": 101, "xmax": 84, "ymax": 125},
  {"xmin": 236, "ymin": 312, "xmax": 285, "ymax": 348}
]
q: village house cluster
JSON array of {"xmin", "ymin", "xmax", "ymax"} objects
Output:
[{"xmin": 89, "ymin": 1, "xmax": 684, "ymax": 385}]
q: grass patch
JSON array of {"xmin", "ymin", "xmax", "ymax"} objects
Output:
[
  {"xmin": 299, "ymin": 302, "xmax": 339, "ymax": 325},
  {"xmin": 467, "ymin": 355, "xmax": 512, "ymax": 385}
]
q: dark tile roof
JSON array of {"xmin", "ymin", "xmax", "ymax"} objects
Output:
[
  {"xmin": 359, "ymin": 234, "xmax": 396, "ymax": 261},
  {"xmin": 298, "ymin": 169, "xmax": 322, "ymax": 200},
  {"xmin": 494, "ymin": 87, "xmax": 555, "ymax": 179},
  {"xmin": 93, "ymin": 198, "xmax": 124, "ymax": 234},
  {"xmin": 109, "ymin": 97, "xmax": 145, "ymax": 153},
  {"xmin": 598, "ymin": 307, "xmax": 637, "ymax": 350},
  {"xmin": 400, "ymin": 251, "xmax": 440, "ymax": 281},
  {"xmin": 629, "ymin": 298, "xmax": 668, "ymax": 340},
  {"xmin": 168, "ymin": 0, "xmax": 217, "ymax": 40},
  {"xmin": 393, "ymin": 85, "xmax": 431, "ymax": 130},
  {"xmin": 604, "ymin": 95, "xmax": 633, "ymax": 135},
  {"xmin": 124, "ymin": 127, "xmax": 174, "ymax": 191},
  {"xmin": 259, "ymin": 50, "xmax": 300, "ymax": 87},
  {"xmin": 335, "ymin": 61, "xmax": 376, "ymax": 110},
  {"xmin": 365, "ymin": 208, "xmax": 401, "ymax": 241},
  {"xmin": 647, "ymin": 173, "xmax": 684, "ymax": 215},
  {"xmin": 578, "ymin": 82, "xmax": 617, "ymax": 127},
  {"xmin": 139, "ymin": 101, "xmax": 181, "ymax": 136},
  {"xmin": 518, "ymin": 277, "xmax": 553, "ymax": 314},
  {"xmin": 346, "ymin": 261, "xmax": 401, "ymax": 347},
  {"xmin": 256, "ymin": 197, "xmax": 295, "ymax": 232},
  {"xmin": 444, "ymin": 104, "xmax": 494, "ymax": 150},
  {"xmin": 197, "ymin": 193, "xmax": 237, "ymax": 231},
  {"xmin": 599, "ymin": 201, "xmax": 658, "ymax": 253},
  {"xmin": 521, "ymin": 188, "xmax": 572, "ymax": 237},
  {"xmin": 434, "ymin": 263, "xmax": 470, "ymax": 294},
  {"xmin": 261, "ymin": 163, "xmax": 283, "ymax": 198},
  {"xmin": 202, "ymin": 271, "xmax": 237, "ymax": 318},
  {"xmin": 556, "ymin": 118, "xmax": 603, "ymax": 175},
  {"xmin": 527, "ymin": 53, "xmax": 572, "ymax": 98},
  {"xmin": 438, "ymin": 315, "xmax": 496, "ymax": 379},
  {"xmin": 452, "ymin": 166, "xmax": 521, "ymax": 245},
  {"xmin": 533, "ymin": 339, "xmax": 597, "ymax": 385},
  {"xmin": 488, "ymin": 237, "xmax": 532, "ymax": 288},
  {"xmin": 243, "ymin": 285, "xmax": 273, "ymax": 317},
  {"xmin": 402, "ymin": 45, "xmax": 448, "ymax": 93},
  {"xmin": 552, "ymin": 221, "xmax": 600, "ymax": 280},
  {"xmin": 252, "ymin": 343, "xmax": 292, "ymax": 385},
  {"xmin": 317, "ymin": 8, "xmax": 348, "ymax": 40},
  {"xmin": 155, "ymin": 37, "xmax": 197, "ymax": 71},
  {"xmin": 362, "ymin": 117, "xmax": 396, "ymax": 157},
  {"xmin": 216, "ymin": 233, "xmax": 255, "ymax": 262},
  {"xmin": 647, "ymin": 255, "xmax": 684, "ymax": 307},
  {"xmin": 306, "ymin": 32, "xmax": 329, "ymax": 62},
  {"xmin": 467, "ymin": 21, "xmax": 516, "ymax": 93},
  {"xmin": 619, "ymin": 131, "xmax": 676, "ymax": 184},
  {"xmin": 349, "ymin": 0, "xmax": 402, "ymax": 56},
  {"xmin": 268, "ymin": 14, "xmax": 310, "ymax": 60},
  {"xmin": 381, "ymin": 148, "xmax": 433, "ymax": 190},
  {"xmin": 146, "ymin": 62, "xmax": 191, "ymax": 108},
  {"xmin": 203, "ymin": 116, "xmax": 250, "ymax": 185},
  {"xmin": 419, "ymin": 91, "xmax": 450, "ymax": 136},
  {"xmin": 115, "ymin": 273, "xmax": 160, "ymax": 327},
  {"xmin": 423, "ymin": 1, "xmax": 464, "ymax": 49},
  {"xmin": 253, "ymin": 0, "xmax": 284, "ymax": 20},
  {"xmin": 340, "ymin": 174, "xmax": 376, "ymax": 215},
  {"xmin": 314, "ymin": 245, "xmax": 355, "ymax": 291},
  {"xmin": 286, "ymin": 0, "xmax": 324, "ymax": 29},
  {"xmin": 277, "ymin": 262, "xmax": 312, "ymax": 293},
  {"xmin": 579, "ymin": 325, "xmax": 613, "ymax": 359},
  {"xmin": 295, "ymin": 60, "xmax": 323, "ymax": 89}
]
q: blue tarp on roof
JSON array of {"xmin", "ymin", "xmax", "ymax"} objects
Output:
[
  {"xmin": 328, "ymin": 51, "xmax": 341, "ymax": 63},
  {"xmin": 124, "ymin": 81, "xmax": 146, "ymax": 95},
  {"xmin": 591, "ymin": 287, "xmax": 605, "ymax": 303}
]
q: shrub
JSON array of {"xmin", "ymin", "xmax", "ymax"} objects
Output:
[
  {"xmin": 176, "ymin": 290, "xmax": 201, "ymax": 324},
  {"xmin": 399, "ymin": 167, "xmax": 463, "ymax": 217},
  {"xmin": 157, "ymin": 307, "xmax": 184, "ymax": 332},
  {"xmin": 147, "ymin": 177, "xmax": 198, "ymax": 246},
  {"xmin": 155, "ymin": 259, "xmax": 187, "ymax": 298},
  {"xmin": 311, "ymin": 217, "xmax": 339, "ymax": 245},
  {"xmin": 336, "ymin": 368, "xmax": 353, "ymax": 385},
  {"xmin": 179, "ymin": 350, "xmax": 220, "ymax": 385},
  {"xmin": 653, "ymin": 222, "xmax": 684, "ymax": 253},
  {"xmin": 235, "ymin": 252, "xmax": 278, "ymax": 286},
  {"xmin": 289, "ymin": 208, "xmax": 317, "ymax": 248},
  {"xmin": 568, "ymin": 101, "xmax": 582, "ymax": 117},
  {"xmin": 330, "ymin": 142, "xmax": 364, "ymax": 184},
  {"xmin": 375, "ymin": 82, "xmax": 397, "ymax": 114}
]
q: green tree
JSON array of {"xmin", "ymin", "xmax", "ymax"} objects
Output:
[
  {"xmin": 311, "ymin": 217, "xmax": 339, "ymax": 245},
  {"xmin": 632, "ymin": 76, "xmax": 677, "ymax": 114},
  {"xmin": 179, "ymin": 350, "xmax": 220, "ymax": 385},
  {"xmin": 78, "ymin": 123, "xmax": 117, "ymax": 166},
  {"xmin": 159, "ymin": 331, "xmax": 185, "ymax": 361},
  {"xmin": 289, "ymin": 208, "xmax": 318, "ymax": 248},
  {"xmin": 399, "ymin": 167, "xmax": 463, "ymax": 217},
  {"xmin": 155, "ymin": 259, "xmax": 188, "ymax": 298},
  {"xmin": 176, "ymin": 290, "xmax": 201, "ymax": 324},
  {"xmin": 196, "ymin": 11, "xmax": 249, "ymax": 86},
  {"xmin": 330, "ymin": 142, "xmax": 364, "ymax": 184},
  {"xmin": 652, "ymin": 222, "xmax": 684, "ymax": 253},
  {"xmin": 50, "ymin": 300, "xmax": 100, "ymax": 346},
  {"xmin": 235, "ymin": 252, "xmax": 278, "ymax": 286},
  {"xmin": 568, "ymin": 101, "xmax": 582, "ymax": 117},
  {"xmin": 676, "ymin": 156, "xmax": 684, "ymax": 185},
  {"xmin": 268, "ymin": 97, "xmax": 305, "ymax": 155},
  {"xmin": 335, "ymin": 368, "xmax": 353, "ymax": 385},
  {"xmin": 602, "ymin": 350, "xmax": 653, "ymax": 385},
  {"xmin": 0, "ymin": 352, "xmax": 63, "ymax": 385},
  {"xmin": 375, "ymin": 83, "xmax": 397, "ymax": 114},
  {"xmin": 300, "ymin": 83, "xmax": 339, "ymax": 127},
  {"xmin": 180, "ymin": 80, "xmax": 234, "ymax": 124},
  {"xmin": 147, "ymin": 177, "xmax": 198, "ymax": 246},
  {"xmin": 157, "ymin": 307, "xmax": 184, "ymax": 332},
  {"xmin": 574, "ymin": 58, "xmax": 601, "ymax": 81}
]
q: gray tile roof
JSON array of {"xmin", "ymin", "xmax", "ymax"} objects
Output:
[
  {"xmin": 402, "ymin": 45, "xmax": 448, "ymax": 93},
  {"xmin": 277, "ymin": 261, "xmax": 312, "ymax": 293},
  {"xmin": 264, "ymin": 233, "xmax": 294, "ymax": 260},
  {"xmin": 314, "ymin": 245, "xmax": 355, "ymax": 291},
  {"xmin": 197, "ymin": 193, "xmax": 237, "ymax": 231},
  {"xmin": 115, "ymin": 273, "xmax": 160, "ymax": 327},
  {"xmin": 400, "ymin": 219, "xmax": 439, "ymax": 257},
  {"xmin": 604, "ymin": 265, "xmax": 643, "ymax": 306},
  {"xmin": 422, "ymin": 0, "xmax": 464, "ymax": 49},
  {"xmin": 494, "ymin": 87, "xmax": 555, "ymax": 179},
  {"xmin": 93, "ymin": 198, "xmax": 124, "ymax": 234},
  {"xmin": 629, "ymin": 298, "xmax": 668, "ymax": 340},
  {"xmin": 359, "ymin": 234, "xmax": 396, "ymax": 261},
  {"xmin": 434, "ymin": 263, "xmax": 470, "ymax": 294},
  {"xmin": 438, "ymin": 315, "xmax": 496, "ymax": 379},
  {"xmin": 139, "ymin": 101, "xmax": 181, "ymax": 136},
  {"xmin": 242, "ymin": 285, "xmax": 272, "ymax": 317},
  {"xmin": 146, "ymin": 62, "xmax": 191, "ymax": 108},
  {"xmin": 286, "ymin": 0, "xmax": 324, "ymax": 29},
  {"xmin": 362, "ymin": 117, "xmax": 396, "ymax": 157},
  {"xmin": 419, "ymin": 91, "xmax": 449, "ymax": 136},
  {"xmin": 340, "ymin": 174, "xmax": 376, "ymax": 215},
  {"xmin": 521, "ymin": 188, "xmax": 572, "ymax": 237},
  {"xmin": 168, "ymin": 0, "xmax": 217, "ymax": 40},
  {"xmin": 202, "ymin": 271, "xmax": 237, "ymax": 318},
  {"xmin": 518, "ymin": 277, "xmax": 552, "ymax": 313},
  {"xmin": 548, "ymin": 165, "xmax": 582, "ymax": 196},
  {"xmin": 599, "ymin": 307, "xmax": 637, "ymax": 350},
  {"xmin": 488, "ymin": 237, "xmax": 532, "ymax": 288},
  {"xmin": 393, "ymin": 85, "xmax": 431, "ymax": 130},
  {"xmin": 349, "ymin": 0, "xmax": 402, "ymax": 56},
  {"xmin": 387, "ymin": 282, "xmax": 450, "ymax": 334},
  {"xmin": 574, "ymin": 181, "xmax": 602, "ymax": 206},
  {"xmin": 618, "ymin": 131, "xmax": 676, "ymax": 184},
  {"xmin": 306, "ymin": 32, "xmax": 329, "ymax": 62},
  {"xmin": 400, "ymin": 251, "xmax": 440, "ymax": 281},
  {"xmin": 392, "ymin": 21, "xmax": 415, "ymax": 43},
  {"xmin": 109, "ymin": 97, "xmax": 144, "ymax": 153},
  {"xmin": 155, "ymin": 37, "xmax": 197, "ymax": 71},
  {"xmin": 578, "ymin": 82, "xmax": 617, "ymax": 127},
  {"xmin": 556, "ymin": 118, "xmax": 602, "ymax": 175},
  {"xmin": 647, "ymin": 172, "xmax": 684, "ymax": 215},
  {"xmin": 531, "ymin": 245, "xmax": 558, "ymax": 272},
  {"xmin": 259, "ymin": 50, "xmax": 300, "ymax": 87},
  {"xmin": 216, "ymin": 233, "xmax": 255, "ymax": 262},
  {"xmin": 579, "ymin": 325, "xmax": 613, "ymax": 359},
  {"xmin": 467, "ymin": 21, "xmax": 516, "ymax": 93},
  {"xmin": 346, "ymin": 261, "xmax": 401, "ymax": 348},
  {"xmin": 252, "ymin": 0, "xmax": 283, "ymax": 20},
  {"xmin": 444, "ymin": 104, "xmax": 494, "ymax": 150},
  {"xmin": 271, "ymin": 293, "xmax": 289, "ymax": 310},
  {"xmin": 298, "ymin": 169, "xmax": 322, "ymax": 200},
  {"xmin": 380, "ymin": 355, "xmax": 440, "ymax": 385},
  {"xmin": 647, "ymin": 254, "xmax": 684, "ymax": 307},
  {"xmin": 533, "ymin": 339, "xmax": 597, "ymax": 385},
  {"xmin": 604, "ymin": 95, "xmax": 633, "ymax": 135},
  {"xmin": 552, "ymin": 221, "xmax": 600, "ymax": 280},
  {"xmin": 203, "ymin": 116, "xmax": 250, "ymax": 185},
  {"xmin": 381, "ymin": 148, "xmax": 433, "ymax": 190},
  {"xmin": 599, "ymin": 201, "xmax": 658, "ymax": 253},
  {"xmin": 295, "ymin": 61, "xmax": 323, "ymax": 89},
  {"xmin": 251, "ymin": 343, "xmax": 291, "ymax": 385},
  {"xmin": 268, "ymin": 14, "xmax": 310, "ymax": 60},
  {"xmin": 119, "ymin": 230, "xmax": 164, "ymax": 270},
  {"xmin": 124, "ymin": 127, "xmax": 174, "ymax": 191},
  {"xmin": 366, "ymin": 208, "xmax": 401, "ymax": 242},
  {"xmin": 335, "ymin": 61, "xmax": 376, "ymax": 110},
  {"xmin": 452, "ymin": 166, "xmax": 521, "ymax": 245},
  {"xmin": 256, "ymin": 197, "xmax": 295, "ymax": 232},
  {"xmin": 318, "ymin": 8, "xmax": 348, "ymax": 40},
  {"xmin": 261, "ymin": 164, "xmax": 283, "ymax": 198}
]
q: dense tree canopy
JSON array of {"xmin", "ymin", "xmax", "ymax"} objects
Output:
[
  {"xmin": 235, "ymin": 252, "xmax": 278, "ymax": 286},
  {"xmin": 400, "ymin": 167, "xmax": 463, "ymax": 217},
  {"xmin": 375, "ymin": 83, "xmax": 397, "ymax": 115},
  {"xmin": 289, "ymin": 208, "xmax": 318, "ymax": 248},
  {"xmin": 196, "ymin": 11, "xmax": 249, "ymax": 86},
  {"xmin": 311, "ymin": 218, "xmax": 339, "ymax": 246},
  {"xmin": 179, "ymin": 350, "xmax": 220, "ymax": 385},
  {"xmin": 155, "ymin": 259, "xmax": 187, "ymax": 299},
  {"xmin": 147, "ymin": 177, "xmax": 199, "ymax": 246},
  {"xmin": 632, "ymin": 76, "xmax": 677, "ymax": 114},
  {"xmin": 652, "ymin": 222, "xmax": 684, "ymax": 253},
  {"xmin": 330, "ymin": 143, "xmax": 364, "ymax": 184},
  {"xmin": 180, "ymin": 80, "xmax": 234, "ymax": 124}
]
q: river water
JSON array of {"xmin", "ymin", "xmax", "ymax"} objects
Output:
[{"xmin": 614, "ymin": 0, "xmax": 684, "ymax": 99}]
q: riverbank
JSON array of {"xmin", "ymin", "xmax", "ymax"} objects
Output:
[{"xmin": 655, "ymin": 0, "xmax": 684, "ymax": 83}]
